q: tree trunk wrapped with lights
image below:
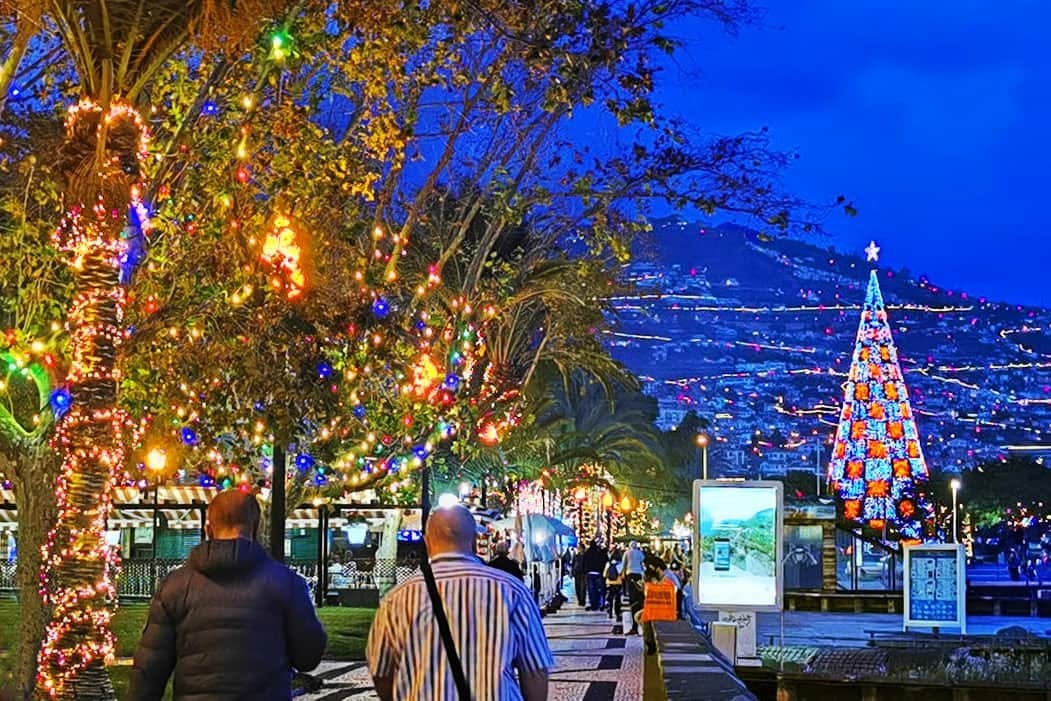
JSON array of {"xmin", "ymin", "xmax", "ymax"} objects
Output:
[{"xmin": 37, "ymin": 100, "xmax": 146, "ymax": 700}]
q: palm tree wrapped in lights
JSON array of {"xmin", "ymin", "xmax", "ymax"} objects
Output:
[{"xmin": 0, "ymin": 3, "xmax": 294, "ymax": 697}]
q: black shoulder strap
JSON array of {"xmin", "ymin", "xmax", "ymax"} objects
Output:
[{"xmin": 419, "ymin": 556, "xmax": 472, "ymax": 700}]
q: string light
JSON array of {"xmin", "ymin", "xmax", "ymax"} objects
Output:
[
  {"xmin": 37, "ymin": 99, "xmax": 146, "ymax": 697},
  {"xmin": 828, "ymin": 262, "xmax": 932, "ymax": 542}
]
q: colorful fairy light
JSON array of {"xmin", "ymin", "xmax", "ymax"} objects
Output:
[
  {"xmin": 37, "ymin": 99, "xmax": 147, "ymax": 697},
  {"xmin": 827, "ymin": 247, "xmax": 932, "ymax": 542}
]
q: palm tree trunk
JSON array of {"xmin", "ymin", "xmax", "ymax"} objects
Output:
[
  {"xmin": 11, "ymin": 447, "xmax": 60, "ymax": 700},
  {"xmin": 37, "ymin": 100, "xmax": 145, "ymax": 700}
]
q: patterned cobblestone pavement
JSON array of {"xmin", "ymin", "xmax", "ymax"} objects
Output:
[{"xmin": 297, "ymin": 601, "xmax": 643, "ymax": 700}]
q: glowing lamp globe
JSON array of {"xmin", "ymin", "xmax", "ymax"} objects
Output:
[{"xmin": 146, "ymin": 448, "xmax": 166, "ymax": 473}]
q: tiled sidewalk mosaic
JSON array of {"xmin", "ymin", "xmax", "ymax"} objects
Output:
[{"xmin": 297, "ymin": 602, "xmax": 642, "ymax": 700}]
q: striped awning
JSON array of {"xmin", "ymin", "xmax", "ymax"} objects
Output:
[{"xmin": 0, "ymin": 509, "xmax": 16, "ymax": 531}]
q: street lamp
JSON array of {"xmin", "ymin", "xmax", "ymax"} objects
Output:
[
  {"xmin": 950, "ymin": 478, "xmax": 962, "ymax": 543},
  {"xmin": 696, "ymin": 433, "xmax": 709, "ymax": 480},
  {"xmin": 146, "ymin": 448, "xmax": 167, "ymax": 592}
]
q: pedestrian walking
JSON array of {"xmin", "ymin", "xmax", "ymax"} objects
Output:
[
  {"xmin": 604, "ymin": 553, "xmax": 623, "ymax": 621},
  {"xmin": 367, "ymin": 504, "xmax": 553, "ymax": 701},
  {"xmin": 621, "ymin": 541, "xmax": 645, "ymax": 631},
  {"xmin": 489, "ymin": 540, "xmax": 525, "ymax": 580},
  {"xmin": 128, "ymin": 489, "xmax": 327, "ymax": 700},
  {"xmin": 582, "ymin": 540, "xmax": 609, "ymax": 611},
  {"xmin": 571, "ymin": 545, "xmax": 587, "ymax": 606}
]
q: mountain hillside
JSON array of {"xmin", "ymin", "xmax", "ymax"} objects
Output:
[{"xmin": 608, "ymin": 219, "xmax": 1051, "ymax": 474}]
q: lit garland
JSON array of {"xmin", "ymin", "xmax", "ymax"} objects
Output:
[
  {"xmin": 828, "ymin": 247, "xmax": 932, "ymax": 542},
  {"xmin": 37, "ymin": 99, "xmax": 147, "ymax": 697}
]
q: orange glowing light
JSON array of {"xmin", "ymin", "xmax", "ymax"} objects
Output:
[{"xmin": 261, "ymin": 214, "xmax": 305, "ymax": 299}]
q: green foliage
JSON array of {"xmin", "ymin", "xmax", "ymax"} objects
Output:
[
  {"xmin": 935, "ymin": 459, "xmax": 1051, "ymax": 530},
  {"xmin": 0, "ymin": 0, "xmax": 829, "ymax": 499}
]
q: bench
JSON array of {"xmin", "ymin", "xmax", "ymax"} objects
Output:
[{"xmin": 785, "ymin": 591, "xmax": 902, "ymax": 614}]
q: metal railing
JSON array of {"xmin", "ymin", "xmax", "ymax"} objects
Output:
[{"xmin": 0, "ymin": 556, "xmax": 422, "ymax": 600}]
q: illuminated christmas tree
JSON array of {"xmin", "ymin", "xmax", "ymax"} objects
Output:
[{"xmin": 828, "ymin": 242, "xmax": 931, "ymax": 542}]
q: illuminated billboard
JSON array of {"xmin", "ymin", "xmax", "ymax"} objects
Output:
[{"xmin": 692, "ymin": 480, "xmax": 783, "ymax": 612}]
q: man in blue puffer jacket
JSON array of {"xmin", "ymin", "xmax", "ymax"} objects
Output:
[{"xmin": 129, "ymin": 489, "xmax": 327, "ymax": 700}]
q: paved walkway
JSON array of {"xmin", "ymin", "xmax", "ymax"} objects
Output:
[{"xmin": 297, "ymin": 603, "xmax": 643, "ymax": 700}]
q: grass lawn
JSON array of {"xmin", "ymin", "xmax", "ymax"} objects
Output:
[{"xmin": 0, "ymin": 599, "xmax": 375, "ymax": 700}]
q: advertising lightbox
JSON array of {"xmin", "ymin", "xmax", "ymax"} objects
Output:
[{"xmin": 692, "ymin": 480, "xmax": 783, "ymax": 612}]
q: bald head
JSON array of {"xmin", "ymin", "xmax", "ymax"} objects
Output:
[
  {"xmin": 207, "ymin": 489, "xmax": 261, "ymax": 541},
  {"xmin": 424, "ymin": 504, "xmax": 477, "ymax": 556}
]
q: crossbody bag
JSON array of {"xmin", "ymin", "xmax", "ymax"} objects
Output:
[{"xmin": 419, "ymin": 556, "xmax": 472, "ymax": 700}]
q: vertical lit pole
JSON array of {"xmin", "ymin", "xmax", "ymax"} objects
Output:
[
  {"xmin": 574, "ymin": 488, "xmax": 587, "ymax": 542},
  {"xmin": 619, "ymin": 496, "xmax": 634, "ymax": 541},
  {"xmin": 146, "ymin": 448, "xmax": 167, "ymax": 595},
  {"xmin": 950, "ymin": 478, "xmax": 961, "ymax": 543},
  {"xmin": 602, "ymin": 492, "xmax": 614, "ymax": 546},
  {"xmin": 815, "ymin": 440, "xmax": 823, "ymax": 497},
  {"xmin": 696, "ymin": 434, "xmax": 709, "ymax": 481}
]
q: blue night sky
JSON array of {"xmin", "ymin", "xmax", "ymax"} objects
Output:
[{"xmin": 656, "ymin": 2, "xmax": 1051, "ymax": 306}]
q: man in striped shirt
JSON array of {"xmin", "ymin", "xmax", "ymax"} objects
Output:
[{"xmin": 367, "ymin": 505, "xmax": 554, "ymax": 700}]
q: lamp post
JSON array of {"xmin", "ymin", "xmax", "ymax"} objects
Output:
[
  {"xmin": 950, "ymin": 478, "xmax": 961, "ymax": 543},
  {"xmin": 696, "ymin": 433, "xmax": 709, "ymax": 480},
  {"xmin": 146, "ymin": 448, "xmax": 167, "ymax": 593},
  {"xmin": 813, "ymin": 439, "xmax": 825, "ymax": 496}
]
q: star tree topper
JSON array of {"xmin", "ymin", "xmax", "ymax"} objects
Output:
[{"xmin": 865, "ymin": 240, "xmax": 880, "ymax": 263}]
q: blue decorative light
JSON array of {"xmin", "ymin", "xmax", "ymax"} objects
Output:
[
  {"xmin": 317, "ymin": 361, "xmax": 333, "ymax": 379},
  {"xmin": 49, "ymin": 388, "xmax": 72, "ymax": 418},
  {"xmin": 372, "ymin": 297, "xmax": 390, "ymax": 319},
  {"xmin": 201, "ymin": 101, "xmax": 219, "ymax": 116},
  {"xmin": 295, "ymin": 453, "xmax": 315, "ymax": 471},
  {"xmin": 353, "ymin": 405, "xmax": 366, "ymax": 419},
  {"xmin": 180, "ymin": 427, "xmax": 199, "ymax": 446},
  {"xmin": 254, "ymin": 401, "xmax": 266, "ymax": 412},
  {"xmin": 198, "ymin": 474, "xmax": 215, "ymax": 488},
  {"xmin": 413, "ymin": 445, "xmax": 428, "ymax": 460},
  {"xmin": 443, "ymin": 373, "xmax": 461, "ymax": 391}
]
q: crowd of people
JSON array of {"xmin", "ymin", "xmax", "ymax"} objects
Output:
[
  {"xmin": 567, "ymin": 539, "xmax": 691, "ymax": 641},
  {"xmin": 126, "ymin": 487, "xmax": 693, "ymax": 700}
]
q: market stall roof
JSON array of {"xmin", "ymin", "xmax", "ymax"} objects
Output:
[{"xmin": 492, "ymin": 514, "xmax": 575, "ymax": 538}]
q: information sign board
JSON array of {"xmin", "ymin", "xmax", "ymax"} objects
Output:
[{"xmin": 903, "ymin": 543, "xmax": 966, "ymax": 633}]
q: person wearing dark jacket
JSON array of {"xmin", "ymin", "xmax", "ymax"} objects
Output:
[
  {"xmin": 581, "ymin": 541, "xmax": 609, "ymax": 611},
  {"xmin": 129, "ymin": 489, "xmax": 327, "ymax": 700},
  {"xmin": 489, "ymin": 541, "xmax": 525, "ymax": 579},
  {"xmin": 571, "ymin": 547, "xmax": 587, "ymax": 606}
]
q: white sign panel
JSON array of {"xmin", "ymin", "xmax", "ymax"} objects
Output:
[
  {"xmin": 903, "ymin": 543, "xmax": 966, "ymax": 633},
  {"xmin": 692, "ymin": 480, "xmax": 783, "ymax": 612}
]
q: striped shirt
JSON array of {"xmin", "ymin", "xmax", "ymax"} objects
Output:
[{"xmin": 366, "ymin": 553, "xmax": 554, "ymax": 701}]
